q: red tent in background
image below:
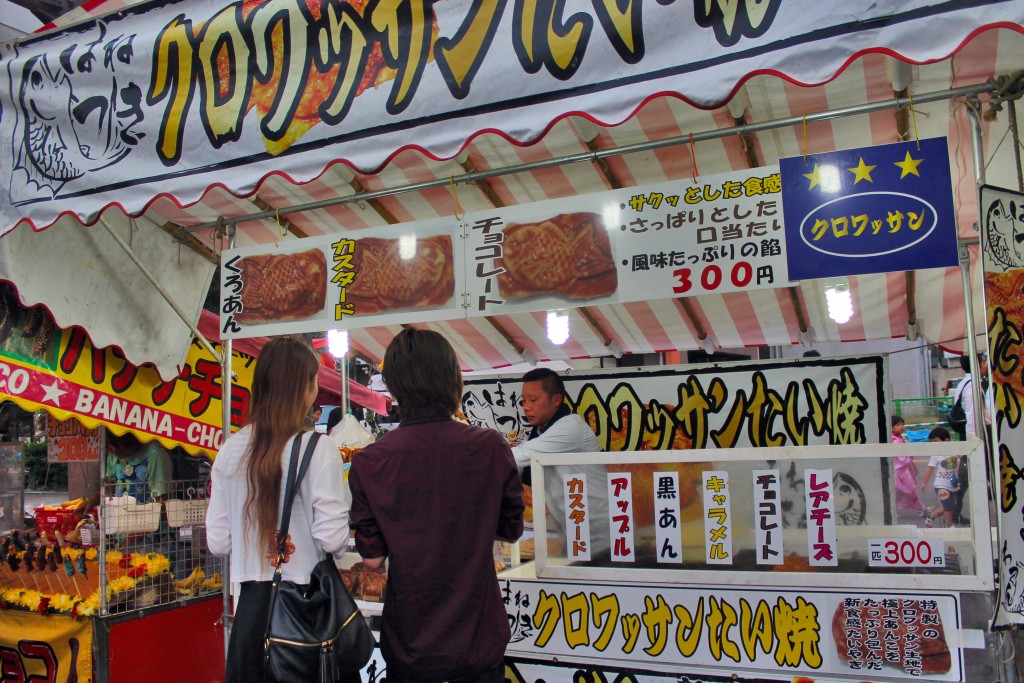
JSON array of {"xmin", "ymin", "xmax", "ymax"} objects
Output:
[{"xmin": 197, "ymin": 311, "xmax": 389, "ymax": 415}]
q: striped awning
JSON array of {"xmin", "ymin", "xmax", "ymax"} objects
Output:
[{"xmin": 7, "ymin": 4, "xmax": 1024, "ymax": 372}]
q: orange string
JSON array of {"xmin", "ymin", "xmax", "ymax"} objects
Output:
[{"xmin": 689, "ymin": 133, "xmax": 699, "ymax": 182}]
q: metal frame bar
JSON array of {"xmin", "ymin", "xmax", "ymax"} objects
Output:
[
  {"xmin": 181, "ymin": 83, "xmax": 996, "ymax": 234},
  {"xmin": 219, "ymin": 224, "xmax": 235, "ymax": 657}
]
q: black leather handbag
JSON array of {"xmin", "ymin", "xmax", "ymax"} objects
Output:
[{"xmin": 263, "ymin": 432, "xmax": 375, "ymax": 682}]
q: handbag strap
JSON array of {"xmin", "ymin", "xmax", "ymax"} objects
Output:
[{"xmin": 272, "ymin": 432, "xmax": 323, "ymax": 579}]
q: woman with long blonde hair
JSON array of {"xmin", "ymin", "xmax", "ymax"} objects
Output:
[{"xmin": 207, "ymin": 337, "xmax": 355, "ymax": 682}]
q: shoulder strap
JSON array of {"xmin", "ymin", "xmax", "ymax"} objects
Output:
[
  {"xmin": 955, "ymin": 378, "xmax": 971, "ymax": 406},
  {"xmin": 274, "ymin": 432, "xmax": 323, "ymax": 566}
]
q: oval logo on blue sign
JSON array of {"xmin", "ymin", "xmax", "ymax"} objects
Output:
[{"xmin": 799, "ymin": 192, "xmax": 938, "ymax": 258}]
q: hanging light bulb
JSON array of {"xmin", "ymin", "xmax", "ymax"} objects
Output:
[
  {"xmin": 546, "ymin": 310, "xmax": 570, "ymax": 345},
  {"xmin": 824, "ymin": 279, "xmax": 854, "ymax": 325},
  {"xmin": 327, "ymin": 329, "xmax": 349, "ymax": 357}
]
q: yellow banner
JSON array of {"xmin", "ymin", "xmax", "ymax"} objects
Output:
[
  {"xmin": 0, "ymin": 323, "xmax": 255, "ymax": 457},
  {"xmin": 0, "ymin": 610, "xmax": 92, "ymax": 683}
]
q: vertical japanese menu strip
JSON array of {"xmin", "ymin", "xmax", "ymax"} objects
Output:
[
  {"xmin": 752, "ymin": 469, "xmax": 784, "ymax": 566},
  {"xmin": 980, "ymin": 185, "xmax": 1024, "ymax": 628},
  {"xmin": 653, "ymin": 472, "xmax": 683, "ymax": 564},
  {"xmin": 702, "ymin": 471, "xmax": 732, "ymax": 565},
  {"xmin": 607, "ymin": 473, "xmax": 635, "ymax": 562},
  {"xmin": 563, "ymin": 473, "xmax": 591, "ymax": 562},
  {"xmin": 805, "ymin": 468, "xmax": 838, "ymax": 567}
]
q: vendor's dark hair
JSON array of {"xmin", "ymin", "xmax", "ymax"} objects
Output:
[
  {"xmin": 244, "ymin": 337, "xmax": 318, "ymax": 542},
  {"xmin": 383, "ymin": 328, "xmax": 462, "ymax": 414},
  {"xmin": 521, "ymin": 367, "xmax": 566, "ymax": 400},
  {"xmin": 929, "ymin": 426, "xmax": 951, "ymax": 441}
]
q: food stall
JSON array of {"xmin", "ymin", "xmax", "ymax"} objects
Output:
[
  {"xmin": 0, "ymin": 292, "xmax": 387, "ymax": 682},
  {"xmin": 2, "ymin": 1, "xmax": 1024, "ymax": 681}
]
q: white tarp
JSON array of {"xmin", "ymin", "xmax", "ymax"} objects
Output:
[{"xmin": 0, "ymin": 210, "xmax": 215, "ymax": 380}]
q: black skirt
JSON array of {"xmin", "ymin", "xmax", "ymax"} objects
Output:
[{"xmin": 227, "ymin": 581, "xmax": 362, "ymax": 683}]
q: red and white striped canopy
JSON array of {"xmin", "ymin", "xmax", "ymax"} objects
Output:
[{"xmin": 11, "ymin": 5, "xmax": 1024, "ymax": 371}]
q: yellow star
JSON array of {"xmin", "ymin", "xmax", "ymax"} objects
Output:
[
  {"xmin": 803, "ymin": 163, "xmax": 821, "ymax": 190},
  {"xmin": 894, "ymin": 150, "xmax": 924, "ymax": 179},
  {"xmin": 847, "ymin": 157, "xmax": 876, "ymax": 184}
]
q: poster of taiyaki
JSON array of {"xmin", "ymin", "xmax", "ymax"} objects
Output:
[
  {"xmin": 465, "ymin": 166, "xmax": 793, "ymax": 317},
  {"xmin": 980, "ymin": 185, "xmax": 1024, "ymax": 628},
  {"xmin": 220, "ymin": 219, "xmax": 465, "ymax": 339},
  {"xmin": 500, "ymin": 578, "xmax": 963, "ymax": 681}
]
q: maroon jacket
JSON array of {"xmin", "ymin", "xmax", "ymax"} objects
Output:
[{"xmin": 349, "ymin": 407, "xmax": 524, "ymax": 681}]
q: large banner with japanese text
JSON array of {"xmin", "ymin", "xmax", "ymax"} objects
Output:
[
  {"xmin": 464, "ymin": 355, "xmax": 893, "ymax": 530},
  {"xmin": 980, "ymin": 185, "xmax": 1024, "ymax": 629},
  {"xmin": 780, "ymin": 138, "xmax": 959, "ymax": 281},
  {"xmin": 500, "ymin": 578, "xmax": 963, "ymax": 681},
  {"xmin": 0, "ymin": 611, "xmax": 92, "ymax": 683},
  {"xmin": 462, "ymin": 355, "xmax": 888, "ymax": 450},
  {"xmin": 2, "ymin": 0, "xmax": 1018, "ymax": 233},
  {"xmin": 219, "ymin": 167, "xmax": 787, "ymax": 338},
  {"xmin": 0, "ymin": 320, "xmax": 254, "ymax": 457},
  {"xmin": 466, "ymin": 167, "xmax": 789, "ymax": 317}
]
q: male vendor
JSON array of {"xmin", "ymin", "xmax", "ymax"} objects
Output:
[{"xmin": 512, "ymin": 368, "xmax": 609, "ymax": 557}]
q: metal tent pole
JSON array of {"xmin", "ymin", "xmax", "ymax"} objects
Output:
[
  {"xmin": 964, "ymin": 105, "xmax": 1000, "ymax": 510},
  {"xmin": 220, "ymin": 223, "xmax": 236, "ymax": 659}
]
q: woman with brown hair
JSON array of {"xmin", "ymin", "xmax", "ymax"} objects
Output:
[
  {"xmin": 206, "ymin": 337, "xmax": 354, "ymax": 682},
  {"xmin": 349, "ymin": 328, "xmax": 524, "ymax": 682}
]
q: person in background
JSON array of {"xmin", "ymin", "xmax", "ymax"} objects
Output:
[
  {"xmin": 349, "ymin": 328, "xmax": 523, "ymax": 683},
  {"xmin": 921, "ymin": 427, "xmax": 959, "ymax": 528},
  {"xmin": 891, "ymin": 415, "xmax": 927, "ymax": 517},
  {"xmin": 324, "ymin": 406, "xmax": 343, "ymax": 435},
  {"xmin": 206, "ymin": 338, "xmax": 353, "ymax": 683},
  {"xmin": 512, "ymin": 367, "xmax": 609, "ymax": 557},
  {"xmin": 104, "ymin": 431, "xmax": 174, "ymax": 504},
  {"xmin": 951, "ymin": 353, "xmax": 990, "ymax": 524},
  {"xmin": 73, "ymin": 431, "xmax": 171, "ymax": 517},
  {"xmin": 305, "ymin": 403, "xmax": 322, "ymax": 429}
]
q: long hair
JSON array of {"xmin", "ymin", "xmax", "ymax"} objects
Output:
[
  {"xmin": 243, "ymin": 336, "xmax": 319, "ymax": 540},
  {"xmin": 382, "ymin": 328, "xmax": 462, "ymax": 414}
]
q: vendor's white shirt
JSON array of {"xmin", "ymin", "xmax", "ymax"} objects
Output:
[
  {"xmin": 513, "ymin": 414, "xmax": 609, "ymax": 555},
  {"xmin": 206, "ymin": 428, "xmax": 350, "ymax": 583},
  {"xmin": 512, "ymin": 413, "xmax": 599, "ymax": 467}
]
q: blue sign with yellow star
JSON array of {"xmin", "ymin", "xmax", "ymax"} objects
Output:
[{"xmin": 780, "ymin": 137, "xmax": 958, "ymax": 280}]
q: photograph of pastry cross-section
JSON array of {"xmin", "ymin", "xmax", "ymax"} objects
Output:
[
  {"xmin": 496, "ymin": 212, "xmax": 617, "ymax": 300},
  {"xmin": 348, "ymin": 235, "xmax": 455, "ymax": 314},
  {"xmin": 237, "ymin": 248, "xmax": 327, "ymax": 324}
]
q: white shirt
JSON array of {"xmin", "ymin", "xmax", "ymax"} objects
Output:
[
  {"xmin": 928, "ymin": 455, "xmax": 960, "ymax": 491},
  {"xmin": 953, "ymin": 374, "xmax": 993, "ymax": 438},
  {"xmin": 513, "ymin": 413, "xmax": 609, "ymax": 555},
  {"xmin": 206, "ymin": 428, "xmax": 351, "ymax": 583}
]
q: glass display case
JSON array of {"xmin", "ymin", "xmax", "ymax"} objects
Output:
[{"xmin": 528, "ymin": 440, "xmax": 992, "ymax": 592}]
